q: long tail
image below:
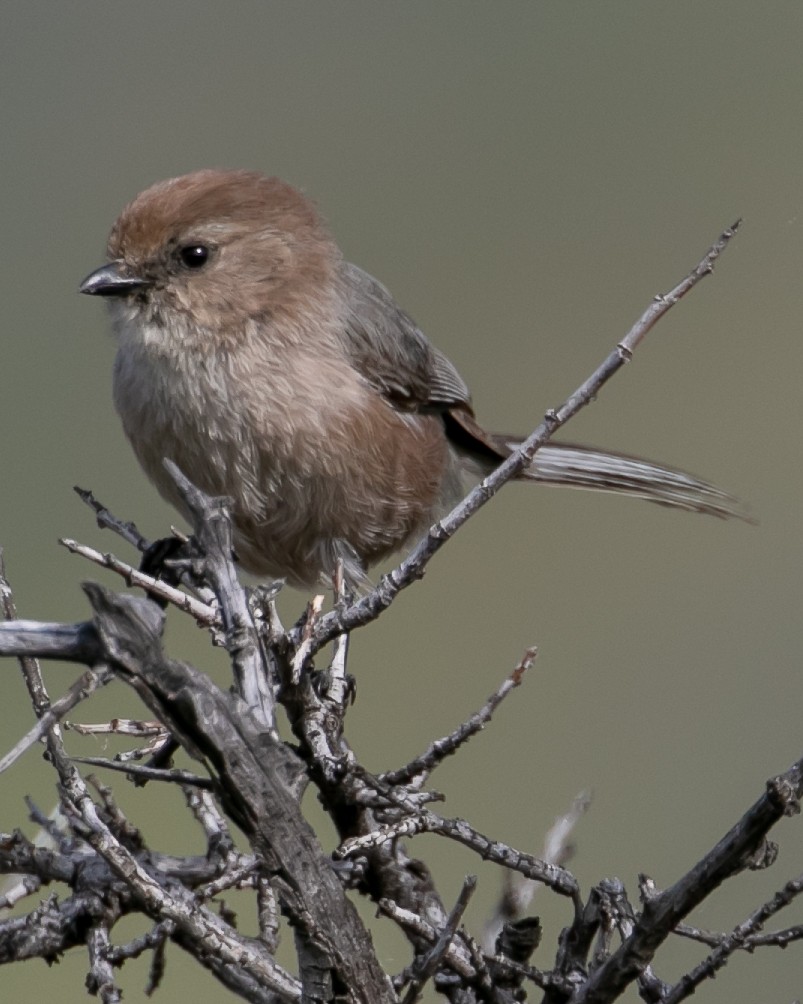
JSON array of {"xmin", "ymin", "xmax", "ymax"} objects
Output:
[
  {"xmin": 514, "ymin": 441, "xmax": 752, "ymax": 522},
  {"xmin": 443, "ymin": 409, "xmax": 751, "ymax": 523}
]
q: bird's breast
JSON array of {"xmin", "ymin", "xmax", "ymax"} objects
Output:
[{"xmin": 110, "ymin": 315, "xmax": 455, "ymax": 583}]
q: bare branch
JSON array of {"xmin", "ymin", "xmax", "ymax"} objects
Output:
[
  {"xmin": 401, "ymin": 876, "xmax": 477, "ymax": 1003},
  {"xmin": 74, "ymin": 485, "xmax": 152, "ymax": 552},
  {"xmin": 69, "ymin": 756, "xmax": 213, "ymax": 789},
  {"xmin": 337, "ymin": 809, "xmax": 580, "ymax": 904},
  {"xmin": 60, "ymin": 537, "xmax": 219, "ymax": 625},
  {"xmin": 567, "ymin": 758, "xmax": 803, "ymax": 1004},
  {"xmin": 0, "ymin": 664, "xmax": 112, "ymax": 775},
  {"xmin": 665, "ymin": 873, "xmax": 803, "ymax": 1004},
  {"xmin": 164, "ymin": 461, "xmax": 277, "ymax": 731},
  {"xmin": 82, "ymin": 581, "xmax": 396, "ymax": 1004},
  {"xmin": 382, "ymin": 647, "xmax": 536, "ymax": 786},
  {"xmin": 86, "ymin": 924, "xmax": 122, "ymax": 1004},
  {"xmin": 0, "ymin": 618, "xmax": 102, "ymax": 663},
  {"xmin": 377, "ymin": 899, "xmax": 476, "ymax": 980}
]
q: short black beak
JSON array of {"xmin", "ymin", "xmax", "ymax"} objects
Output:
[{"xmin": 79, "ymin": 261, "xmax": 150, "ymax": 297}]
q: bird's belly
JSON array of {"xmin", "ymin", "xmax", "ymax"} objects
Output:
[{"xmin": 113, "ymin": 342, "xmax": 453, "ymax": 586}]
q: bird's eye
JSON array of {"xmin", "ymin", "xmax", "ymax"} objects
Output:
[{"xmin": 178, "ymin": 244, "xmax": 211, "ymax": 270}]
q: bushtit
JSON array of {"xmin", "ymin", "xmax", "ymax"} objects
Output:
[{"xmin": 80, "ymin": 169, "xmax": 745, "ymax": 587}]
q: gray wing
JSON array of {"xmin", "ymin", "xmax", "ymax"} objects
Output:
[
  {"xmin": 334, "ymin": 267, "xmax": 752, "ymax": 523},
  {"xmin": 336, "ymin": 261, "xmax": 472, "ymax": 412}
]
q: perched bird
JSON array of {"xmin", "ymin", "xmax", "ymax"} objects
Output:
[{"xmin": 80, "ymin": 169, "xmax": 746, "ymax": 587}]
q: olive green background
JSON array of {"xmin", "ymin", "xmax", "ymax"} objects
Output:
[{"xmin": 2, "ymin": 4, "xmax": 802, "ymax": 1001}]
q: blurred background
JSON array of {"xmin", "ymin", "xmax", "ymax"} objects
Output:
[{"xmin": 1, "ymin": 3, "xmax": 801, "ymax": 1001}]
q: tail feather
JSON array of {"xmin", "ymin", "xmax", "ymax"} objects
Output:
[{"xmin": 510, "ymin": 441, "xmax": 753, "ymax": 523}]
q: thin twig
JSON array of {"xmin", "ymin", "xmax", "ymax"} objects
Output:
[
  {"xmin": 664, "ymin": 873, "xmax": 803, "ymax": 1004},
  {"xmin": 382, "ymin": 647, "xmax": 536, "ymax": 786},
  {"xmin": 377, "ymin": 899, "xmax": 476, "ymax": 980},
  {"xmin": 291, "ymin": 593, "xmax": 324, "ymax": 684},
  {"xmin": 60, "ymin": 537, "xmax": 219, "ymax": 625},
  {"xmin": 674, "ymin": 920, "xmax": 803, "ymax": 950},
  {"xmin": 105, "ymin": 921, "xmax": 175, "ymax": 965},
  {"xmin": 0, "ymin": 664, "xmax": 112, "ymax": 774},
  {"xmin": 67, "ymin": 718, "xmax": 164, "ymax": 736},
  {"xmin": 338, "ymin": 809, "xmax": 580, "ymax": 903},
  {"xmin": 74, "ymin": 486, "xmax": 152, "ymax": 551},
  {"xmin": 402, "ymin": 875, "xmax": 477, "ymax": 1003},
  {"xmin": 69, "ymin": 756, "xmax": 213, "ymax": 789}
]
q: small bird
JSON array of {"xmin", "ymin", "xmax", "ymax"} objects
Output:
[{"xmin": 80, "ymin": 169, "xmax": 746, "ymax": 587}]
